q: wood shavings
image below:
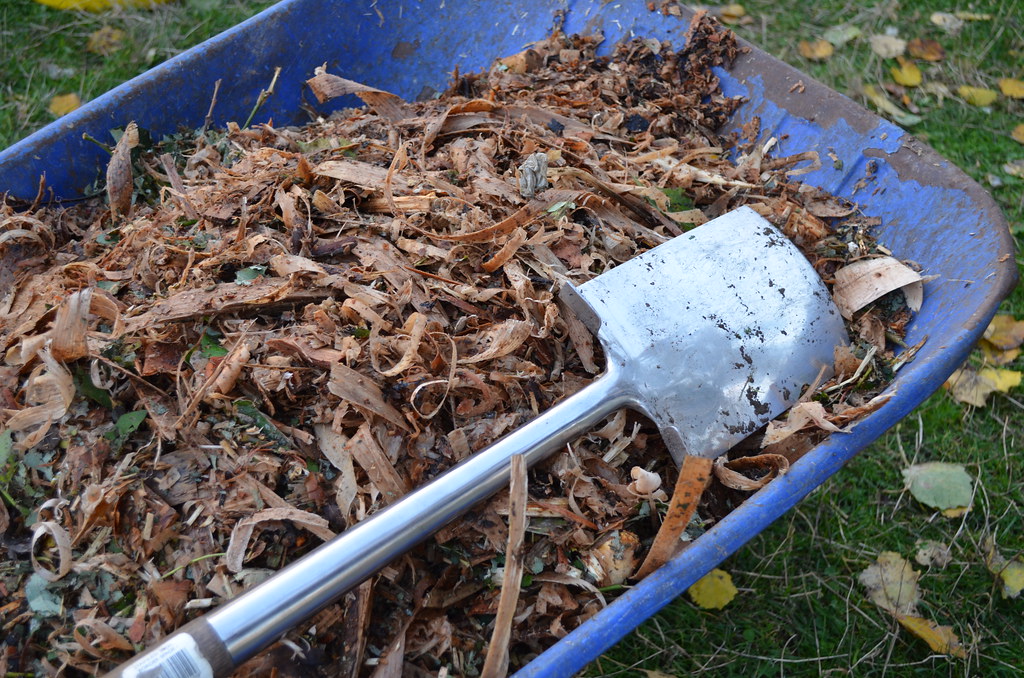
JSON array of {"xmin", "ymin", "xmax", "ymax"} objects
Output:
[
  {"xmin": 31, "ymin": 520, "xmax": 74, "ymax": 582},
  {"xmin": 0, "ymin": 10, "xmax": 919, "ymax": 675}
]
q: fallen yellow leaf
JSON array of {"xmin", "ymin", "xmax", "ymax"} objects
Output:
[
  {"xmin": 891, "ymin": 57, "xmax": 922, "ymax": 87},
  {"xmin": 32, "ymin": 0, "xmax": 171, "ymax": 10},
  {"xmin": 1013, "ymin": 124, "xmax": 1024, "ymax": 145},
  {"xmin": 907, "ymin": 38, "xmax": 945, "ymax": 62},
  {"xmin": 945, "ymin": 365, "xmax": 1021, "ymax": 406},
  {"xmin": 980, "ymin": 341, "xmax": 1020, "ymax": 365},
  {"xmin": 955, "ymin": 11, "xmax": 992, "ymax": 20},
  {"xmin": 958, "ymin": 85, "xmax": 998, "ymax": 106},
  {"xmin": 862, "ymin": 84, "xmax": 922, "ymax": 126},
  {"xmin": 982, "ymin": 536, "xmax": 1024, "ymax": 599},
  {"xmin": 896, "ymin": 614, "xmax": 967, "ymax": 658},
  {"xmin": 978, "ymin": 366, "xmax": 1022, "ymax": 391},
  {"xmin": 48, "ymin": 93, "xmax": 81, "ymax": 116},
  {"xmin": 719, "ymin": 3, "xmax": 748, "ymax": 25},
  {"xmin": 983, "ymin": 314, "xmax": 1024, "ymax": 350},
  {"xmin": 687, "ymin": 568, "xmax": 738, "ymax": 610},
  {"xmin": 799, "ymin": 39, "xmax": 834, "ymax": 61},
  {"xmin": 86, "ymin": 25, "xmax": 126, "ymax": 56},
  {"xmin": 930, "ymin": 12, "xmax": 964, "ymax": 33},
  {"xmin": 858, "ymin": 552, "xmax": 920, "ymax": 616},
  {"xmin": 999, "ymin": 78, "xmax": 1024, "ymax": 99}
]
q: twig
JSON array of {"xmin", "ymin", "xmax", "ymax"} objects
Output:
[
  {"xmin": 243, "ymin": 67, "xmax": 282, "ymax": 129},
  {"xmin": 480, "ymin": 454, "xmax": 528, "ymax": 678},
  {"xmin": 200, "ymin": 78, "xmax": 222, "ymax": 137}
]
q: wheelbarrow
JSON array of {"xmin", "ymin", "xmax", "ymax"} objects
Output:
[{"xmin": 0, "ymin": 1, "xmax": 1016, "ymax": 676}]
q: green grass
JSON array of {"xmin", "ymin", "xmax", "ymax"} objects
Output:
[
  {"xmin": 0, "ymin": 0, "xmax": 276, "ymax": 145},
  {"xmin": 2, "ymin": 0, "xmax": 1022, "ymax": 676}
]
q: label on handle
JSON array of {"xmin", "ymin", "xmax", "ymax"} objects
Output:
[{"xmin": 122, "ymin": 634, "xmax": 213, "ymax": 678}]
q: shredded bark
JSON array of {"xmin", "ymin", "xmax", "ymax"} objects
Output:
[{"xmin": 0, "ymin": 12, "xmax": 919, "ymax": 677}]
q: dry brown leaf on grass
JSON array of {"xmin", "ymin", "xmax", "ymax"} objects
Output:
[
  {"xmin": 944, "ymin": 365, "xmax": 1021, "ymax": 407},
  {"xmin": 1000, "ymin": 78, "xmax": 1024, "ymax": 99},
  {"xmin": 48, "ymin": 92, "xmax": 81, "ymax": 116},
  {"xmin": 859, "ymin": 551, "xmax": 966, "ymax": 658},
  {"xmin": 687, "ymin": 568, "xmax": 738, "ymax": 610},
  {"xmin": 798, "ymin": 39, "xmax": 833, "ymax": 61},
  {"xmin": 86, "ymin": 25, "xmax": 125, "ymax": 55},
  {"xmin": 869, "ymin": 35, "xmax": 907, "ymax": 59},
  {"xmin": 982, "ymin": 535, "xmax": 1024, "ymax": 599},
  {"xmin": 980, "ymin": 314, "xmax": 1024, "ymax": 365},
  {"xmin": 907, "ymin": 38, "xmax": 945, "ymax": 62}
]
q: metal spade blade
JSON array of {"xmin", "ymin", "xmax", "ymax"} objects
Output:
[{"xmin": 107, "ymin": 206, "xmax": 848, "ymax": 678}]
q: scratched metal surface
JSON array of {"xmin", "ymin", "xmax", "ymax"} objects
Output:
[{"xmin": 0, "ymin": 1, "xmax": 1016, "ymax": 676}]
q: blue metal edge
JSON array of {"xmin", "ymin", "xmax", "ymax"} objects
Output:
[{"xmin": 1, "ymin": 1, "xmax": 1016, "ymax": 676}]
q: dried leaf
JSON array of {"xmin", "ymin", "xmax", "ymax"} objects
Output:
[
  {"xmin": 896, "ymin": 614, "xmax": 966, "ymax": 658},
  {"xmin": 869, "ymin": 35, "xmax": 906, "ymax": 59},
  {"xmin": 86, "ymin": 25, "xmax": 125, "ymax": 55},
  {"xmin": 762, "ymin": 401, "xmax": 848, "ymax": 446},
  {"xmin": 106, "ymin": 121, "xmax": 139, "ymax": 219},
  {"xmin": 832, "ymin": 256, "xmax": 923, "ymax": 319},
  {"xmin": 890, "ymin": 57, "xmax": 922, "ymax": 87},
  {"xmin": 907, "ymin": 38, "xmax": 945, "ymax": 62},
  {"xmin": 983, "ymin": 314, "xmax": 1024, "ymax": 350},
  {"xmin": 902, "ymin": 462, "xmax": 973, "ymax": 516},
  {"xmin": 1001, "ymin": 78, "xmax": 1024, "ymax": 99},
  {"xmin": 957, "ymin": 85, "xmax": 998, "ymax": 107},
  {"xmin": 983, "ymin": 535, "xmax": 1024, "ymax": 599},
  {"xmin": 930, "ymin": 12, "xmax": 964, "ymax": 33},
  {"xmin": 1005, "ymin": 159, "xmax": 1024, "ymax": 177},
  {"xmin": 822, "ymin": 24, "xmax": 861, "ymax": 47},
  {"xmin": 914, "ymin": 540, "xmax": 952, "ymax": 568},
  {"xmin": 862, "ymin": 84, "xmax": 922, "ymax": 126},
  {"xmin": 859, "ymin": 551, "xmax": 920, "ymax": 615},
  {"xmin": 798, "ymin": 39, "xmax": 833, "ymax": 61},
  {"xmin": 1013, "ymin": 124, "xmax": 1024, "ymax": 145},
  {"xmin": 944, "ymin": 365, "xmax": 1021, "ymax": 407},
  {"xmin": 314, "ymin": 424, "xmax": 358, "ymax": 520},
  {"xmin": 48, "ymin": 93, "xmax": 81, "ymax": 116},
  {"xmin": 687, "ymin": 569, "xmax": 738, "ymax": 610}
]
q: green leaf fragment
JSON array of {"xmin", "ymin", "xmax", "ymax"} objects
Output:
[
  {"xmin": 25, "ymin": 573, "xmax": 63, "ymax": 616},
  {"xmin": 233, "ymin": 399, "xmax": 293, "ymax": 448},
  {"xmin": 901, "ymin": 462, "xmax": 973, "ymax": 514},
  {"xmin": 235, "ymin": 265, "xmax": 267, "ymax": 286}
]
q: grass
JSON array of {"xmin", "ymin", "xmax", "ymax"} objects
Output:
[{"xmin": 2, "ymin": 0, "xmax": 1022, "ymax": 676}]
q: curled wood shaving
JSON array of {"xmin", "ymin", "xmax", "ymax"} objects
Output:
[
  {"xmin": 225, "ymin": 507, "xmax": 336, "ymax": 573},
  {"xmin": 107, "ymin": 122, "xmax": 139, "ymax": 220},
  {"xmin": 457, "ymin": 319, "xmax": 533, "ymax": 364},
  {"xmin": 50, "ymin": 287, "xmax": 93, "ymax": 362},
  {"xmin": 31, "ymin": 520, "xmax": 73, "ymax": 582},
  {"xmin": 762, "ymin": 401, "xmax": 851, "ymax": 447},
  {"xmin": 713, "ymin": 453, "xmax": 790, "ymax": 491},
  {"xmin": 833, "ymin": 256, "xmax": 924, "ymax": 319},
  {"xmin": 3, "ymin": 346, "xmax": 74, "ymax": 447}
]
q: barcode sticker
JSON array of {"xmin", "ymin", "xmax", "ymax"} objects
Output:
[{"xmin": 122, "ymin": 634, "xmax": 213, "ymax": 678}]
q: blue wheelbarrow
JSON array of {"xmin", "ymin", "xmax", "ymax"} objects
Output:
[{"xmin": 0, "ymin": 1, "xmax": 1016, "ymax": 676}]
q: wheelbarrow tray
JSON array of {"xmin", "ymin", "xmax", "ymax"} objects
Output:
[{"xmin": 0, "ymin": 1, "xmax": 1016, "ymax": 676}]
